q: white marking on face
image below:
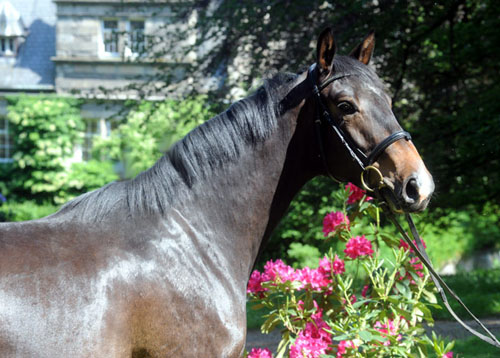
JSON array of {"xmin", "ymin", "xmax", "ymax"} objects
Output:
[
  {"xmin": 364, "ymin": 83, "xmax": 384, "ymax": 98},
  {"xmin": 416, "ymin": 164, "xmax": 434, "ymax": 201}
]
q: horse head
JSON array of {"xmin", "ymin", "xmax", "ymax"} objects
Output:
[{"xmin": 313, "ymin": 28, "xmax": 434, "ymax": 213}]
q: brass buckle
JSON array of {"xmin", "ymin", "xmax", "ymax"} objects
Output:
[{"xmin": 360, "ymin": 165, "xmax": 385, "ymax": 192}]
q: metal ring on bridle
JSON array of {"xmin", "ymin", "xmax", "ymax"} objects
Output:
[{"xmin": 360, "ymin": 165, "xmax": 385, "ymax": 192}]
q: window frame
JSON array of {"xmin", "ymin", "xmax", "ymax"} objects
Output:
[
  {"xmin": 127, "ymin": 19, "xmax": 145, "ymax": 57},
  {"xmin": 0, "ymin": 36, "xmax": 17, "ymax": 57},
  {"xmin": 100, "ymin": 19, "xmax": 120, "ymax": 57}
]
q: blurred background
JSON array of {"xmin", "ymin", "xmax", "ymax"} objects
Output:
[{"xmin": 0, "ymin": 0, "xmax": 499, "ymax": 324}]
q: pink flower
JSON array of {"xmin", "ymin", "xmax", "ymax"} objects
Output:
[
  {"xmin": 443, "ymin": 352, "xmax": 453, "ymax": 358},
  {"xmin": 374, "ymin": 319, "xmax": 402, "ymax": 346},
  {"xmin": 342, "ymin": 294, "xmax": 357, "ymax": 306},
  {"xmin": 336, "ymin": 340, "xmax": 357, "ymax": 358},
  {"xmin": 263, "ymin": 259, "xmax": 296, "ymax": 283},
  {"xmin": 345, "ymin": 183, "xmax": 373, "ymax": 204},
  {"xmin": 344, "ymin": 235, "xmax": 374, "ymax": 259},
  {"xmin": 361, "ymin": 285, "xmax": 370, "ymax": 298},
  {"xmin": 248, "ymin": 347, "xmax": 273, "ymax": 358},
  {"xmin": 319, "ymin": 255, "xmax": 345, "ymax": 275},
  {"xmin": 399, "ymin": 238, "xmax": 427, "ymax": 253},
  {"xmin": 296, "ymin": 267, "xmax": 330, "ymax": 291},
  {"xmin": 289, "ymin": 307, "xmax": 332, "ymax": 358},
  {"xmin": 332, "ymin": 255, "xmax": 346, "ymax": 275},
  {"xmin": 410, "ymin": 257, "xmax": 425, "ymax": 278},
  {"xmin": 322, "ymin": 211, "xmax": 350, "ymax": 237},
  {"xmin": 247, "ymin": 270, "xmax": 268, "ymax": 295}
]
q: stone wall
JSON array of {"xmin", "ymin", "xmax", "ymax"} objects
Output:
[{"xmin": 52, "ymin": 0, "xmax": 195, "ymax": 98}]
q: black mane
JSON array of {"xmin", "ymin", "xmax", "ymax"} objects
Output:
[
  {"xmin": 55, "ymin": 72, "xmax": 298, "ymax": 220},
  {"xmin": 53, "ymin": 56, "xmax": 377, "ymax": 221}
]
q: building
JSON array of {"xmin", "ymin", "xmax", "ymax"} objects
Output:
[
  {"xmin": 0, "ymin": 0, "xmax": 200, "ymax": 164},
  {"xmin": 0, "ymin": 0, "xmax": 57, "ymax": 163},
  {"xmin": 52, "ymin": 0, "xmax": 195, "ymax": 97}
]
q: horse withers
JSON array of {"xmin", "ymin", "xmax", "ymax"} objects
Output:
[{"xmin": 0, "ymin": 29, "xmax": 434, "ymax": 357}]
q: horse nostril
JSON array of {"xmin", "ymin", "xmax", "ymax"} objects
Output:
[{"xmin": 404, "ymin": 177, "xmax": 419, "ymax": 204}]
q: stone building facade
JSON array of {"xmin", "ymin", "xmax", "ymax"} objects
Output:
[
  {"xmin": 52, "ymin": 0, "xmax": 196, "ymax": 98},
  {"xmin": 0, "ymin": 0, "xmax": 198, "ymax": 164}
]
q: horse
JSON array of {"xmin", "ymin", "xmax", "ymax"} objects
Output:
[{"xmin": 0, "ymin": 28, "xmax": 434, "ymax": 357}]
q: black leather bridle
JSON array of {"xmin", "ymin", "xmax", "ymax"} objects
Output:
[
  {"xmin": 308, "ymin": 63, "xmax": 411, "ymax": 177},
  {"xmin": 306, "ymin": 63, "xmax": 500, "ymax": 349}
]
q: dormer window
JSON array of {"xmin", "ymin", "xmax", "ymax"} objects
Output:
[
  {"xmin": 0, "ymin": 1, "xmax": 26, "ymax": 57},
  {"xmin": 0, "ymin": 37, "xmax": 15, "ymax": 55}
]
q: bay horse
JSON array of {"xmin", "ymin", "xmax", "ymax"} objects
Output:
[{"xmin": 0, "ymin": 29, "xmax": 434, "ymax": 357}]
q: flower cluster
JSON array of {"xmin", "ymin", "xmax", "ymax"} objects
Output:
[
  {"xmin": 345, "ymin": 182, "xmax": 373, "ymax": 204},
  {"xmin": 322, "ymin": 211, "xmax": 350, "ymax": 237},
  {"xmin": 344, "ymin": 235, "xmax": 374, "ymax": 259},
  {"xmin": 289, "ymin": 305, "xmax": 332, "ymax": 358},
  {"xmin": 247, "ymin": 255, "xmax": 346, "ymax": 295},
  {"xmin": 248, "ymin": 348, "xmax": 273, "ymax": 358},
  {"xmin": 397, "ymin": 238, "xmax": 426, "ymax": 284},
  {"xmin": 336, "ymin": 340, "xmax": 357, "ymax": 358},
  {"xmin": 374, "ymin": 319, "xmax": 403, "ymax": 346},
  {"xmin": 399, "ymin": 237, "xmax": 427, "ymax": 254},
  {"xmin": 246, "ymin": 183, "xmax": 454, "ymax": 358}
]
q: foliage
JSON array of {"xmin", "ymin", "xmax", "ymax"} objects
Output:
[
  {"xmin": 260, "ymin": 177, "xmax": 338, "ymax": 269},
  {"xmin": 6, "ymin": 95, "xmax": 84, "ymax": 204},
  {"xmin": 93, "ymin": 95, "xmax": 217, "ymax": 178},
  {"xmin": 453, "ymin": 335, "xmax": 500, "ymax": 358},
  {"xmin": 57, "ymin": 160, "xmax": 119, "ymax": 201},
  {"xmin": 246, "ymin": 184, "xmax": 454, "ymax": 358},
  {"xmin": 264, "ymin": 177, "xmax": 500, "ymax": 269},
  {"xmin": 411, "ymin": 203, "xmax": 500, "ymax": 266},
  {"xmin": 186, "ymin": 0, "xmax": 500, "ymax": 209},
  {"xmin": 0, "ymin": 200, "xmax": 58, "ymax": 222},
  {"xmin": 431, "ymin": 269, "xmax": 500, "ymax": 320}
]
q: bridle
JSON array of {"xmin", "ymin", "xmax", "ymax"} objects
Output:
[
  {"xmin": 307, "ymin": 63, "xmax": 411, "ymax": 189},
  {"xmin": 307, "ymin": 63, "xmax": 500, "ymax": 349}
]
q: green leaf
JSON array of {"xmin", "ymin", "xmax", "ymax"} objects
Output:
[{"xmin": 358, "ymin": 330, "xmax": 373, "ymax": 341}]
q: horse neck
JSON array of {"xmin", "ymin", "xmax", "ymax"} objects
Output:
[{"xmin": 163, "ymin": 78, "xmax": 319, "ymax": 279}]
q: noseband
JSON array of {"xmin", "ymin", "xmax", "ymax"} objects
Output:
[{"xmin": 307, "ymin": 63, "xmax": 411, "ymax": 188}]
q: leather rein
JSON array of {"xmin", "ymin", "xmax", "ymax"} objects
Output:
[{"xmin": 307, "ymin": 63, "xmax": 500, "ymax": 349}]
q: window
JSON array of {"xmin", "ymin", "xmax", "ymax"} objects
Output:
[
  {"xmin": 0, "ymin": 37, "xmax": 16, "ymax": 56},
  {"xmin": 129, "ymin": 20, "xmax": 145, "ymax": 55},
  {"xmin": 82, "ymin": 119, "xmax": 114, "ymax": 161},
  {"xmin": 0, "ymin": 118, "xmax": 13, "ymax": 163},
  {"xmin": 100, "ymin": 19, "xmax": 147, "ymax": 58},
  {"xmin": 102, "ymin": 20, "xmax": 119, "ymax": 55}
]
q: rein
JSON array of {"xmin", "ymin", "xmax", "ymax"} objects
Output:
[{"xmin": 308, "ymin": 64, "xmax": 500, "ymax": 349}]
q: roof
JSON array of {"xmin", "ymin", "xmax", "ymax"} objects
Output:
[{"xmin": 0, "ymin": 0, "xmax": 56, "ymax": 91}]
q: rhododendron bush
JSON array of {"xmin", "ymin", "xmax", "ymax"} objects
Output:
[{"xmin": 246, "ymin": 184, "xmax": 455, "ymax": 358}]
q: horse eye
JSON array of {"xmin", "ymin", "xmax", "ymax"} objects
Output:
[{"xmin": 337, "ymin": 101, "xmax": 356, "ymax": 115}]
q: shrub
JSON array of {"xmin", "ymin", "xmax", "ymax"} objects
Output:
[
  {"xmin": 6, "ymin": 95, "xmax": 84, "ymax": 203},
  {"xmin": 246, "ymin": 184, "xmax": 454, "ymax": 358},
  {"xmin": 93, "ymin": 96, "xmax": 217, "ymax": 178},
  {"xmin": 57, "ymin": 160, "xmax": 119, "ymax": 203},
  {"xmin": 0, "ymin": 200, "xmax": 58, "ymax": 222}
]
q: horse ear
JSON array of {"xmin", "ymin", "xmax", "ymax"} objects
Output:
[
  {"xmin": 316, "ymin": 27, "xmax": 337, "ymax": 72},
  {"xmin": 350, "ymin": 30, "xmax": 375, "ymax": 65}
]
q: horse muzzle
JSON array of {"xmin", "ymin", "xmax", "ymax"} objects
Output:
[{"xmin": 380, "ymin": 169, "xmax": 435, "ymax": 213}]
